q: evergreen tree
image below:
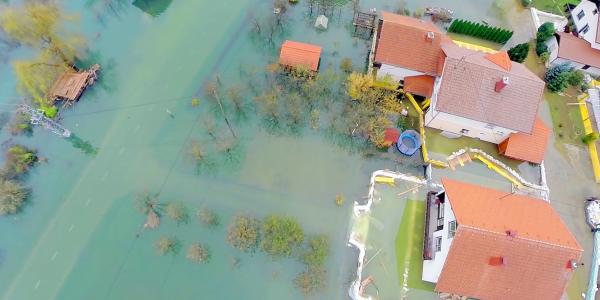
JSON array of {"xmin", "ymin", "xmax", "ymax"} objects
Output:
[
  {"xmin": 508, "ymin": 43, "xmax": 530, "ymax": 63},
  {"xmin": 544, "ymin": 63, "xmax": 574, "ymax": 93},
  {"xmin": 537, "ymin": 22, "xmax": 555, "ymax": 42}
]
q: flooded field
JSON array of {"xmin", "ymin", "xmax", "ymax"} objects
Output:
[{"xmin": 0, "ymin": 0, "xmax": 598, "ymax": 299}]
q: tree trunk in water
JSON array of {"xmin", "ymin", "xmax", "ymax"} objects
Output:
[{"xmin": 214, "ymin": 90, "xmax": 237, "ymax": 139}]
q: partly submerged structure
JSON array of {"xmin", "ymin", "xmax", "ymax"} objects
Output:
[
  {"xmin": 48, "ymin": 64, "xmax": 100, "ymax": 104},
  {"xmin": 424, "ymin": 179, "xmax": 582, "ymax": 299},
  {"xmin": 279, "ymin": 40, "xmax": 322, "ymax": 72}
]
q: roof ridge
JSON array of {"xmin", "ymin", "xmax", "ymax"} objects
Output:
[
  {"xmin": 460, "ymin": 225, "xmax": 583, "ymax": 252},
  {"xmin": 446, "ymin": 56, "xmax": 543, "ymax": 83}
]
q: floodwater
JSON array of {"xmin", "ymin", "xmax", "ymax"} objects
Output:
[{"xmin": 0, "ymin": 0, "xmax": 597, "ymax": 299}]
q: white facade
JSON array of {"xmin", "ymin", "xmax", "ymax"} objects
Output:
[
  {"xmin": 422, "ymin": 191, "xmax": 457, "ymax": 283},
  {"xmin": 424, "ymin": 108, "xmax": 515, "ymax": 144},
  {"xmin": 550, "ymin": 56, "xmax": 600, "ymax": 76},
  {"xmin": 377, "ymin": 63, "xmax": 425, "ymax": 81},
  {"xmin": 569, "ymin": 0, "xmax": 600, "ymax": 49}
]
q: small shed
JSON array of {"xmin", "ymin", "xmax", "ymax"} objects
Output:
[
  {"xmin": 403, "ymin": 75, "xmax": 435, "ymax": 98},
  {"xmin": 315, "ymin": 15, "xmax": 328, "ymax": 30},
  {"xmin": 279, "ymin": 40, "xmax": 322, "ymax": 72},
  {"xmin": 48, "ymin": 64, "xmax": 100, "ymax": 103},
  {"xmin": 498, "ymin": 118, "xmax": 550, "ymax": 164}
]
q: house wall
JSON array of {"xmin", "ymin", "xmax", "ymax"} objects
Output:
[
  {"xmin": 377, "ymin": 64, "xmax": 424, "ymax": 81},
  {"xmin": 424, "ymin": 109, "xmax": 516, "ymax": 144},
  {"xmin": 550, "ymin": 57, "xmax": 600, "ymax": 76},
  {"xmin": 546, "ymin": 36, "xmax": 560, "ymax": 64},
  {"xmin": 569, "ymin": 0, "xmax": 600, "ymax": 48},
  {"xmin": 422, "ymin": 192, "xmax": 456, "ymax": 283}
]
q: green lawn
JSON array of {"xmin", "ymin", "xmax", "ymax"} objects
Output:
[
  {"xmin": 546, "ymin": 90, "xmax": 585, "ymax": 146},
  {"xmin": 531, "ymin": 0, "xmax": 579, "ymax": 15},
  {"xmin": 395, "ymin": 200, "xmax": 435, "ymax": 292}
]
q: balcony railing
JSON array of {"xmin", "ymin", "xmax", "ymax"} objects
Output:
[{"xmin": 423, "ymin": 191, "xmax": 436, "ymax": 260}]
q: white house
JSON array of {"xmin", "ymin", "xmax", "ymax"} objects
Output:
[
  {"xmin": 423, "ymin": 179, "xmax": 582, "ymax": 299},
  {"xmin": 566, "ymin": 0, "xmax": 600, "ymax": 48}
]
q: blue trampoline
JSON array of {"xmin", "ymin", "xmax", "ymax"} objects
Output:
[{"xmin": 396, "ymin": 130, "xmax": 422, "ymax": 156}]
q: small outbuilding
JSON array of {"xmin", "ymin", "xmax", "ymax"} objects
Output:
[
  {"xmin": 498, "ymin": 118, "xmax": 550, "ymax": 164},
  {"xmin": 315, "ymin": 15, "xmax": 328, "ymax": 30},
  {"xmin": 279, "ymin": 40, "xmax": 322, "ymax": 72},
  {"xmin": 48, "ymin": 64, "xmax": 100, "ymax": 104}
]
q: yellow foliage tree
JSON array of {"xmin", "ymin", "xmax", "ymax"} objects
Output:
[{"xmin": 346, "ymin": 72, "xmax": 373, "ymax": 99}]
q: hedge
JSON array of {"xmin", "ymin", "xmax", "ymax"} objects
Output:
[{"xmin": 448, "ymin": 19, "xmax": 514, "ymax": 44}]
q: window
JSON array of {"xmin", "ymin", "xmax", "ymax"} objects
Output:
[
  {"xmin": 485, "ymin": 123, "xmax": 495, "ymax": 130},
  {"xmin": 460, "ymin": 129, "xmax": 469, "ymax": 134},
  {"xmin": 435, "ymin": 236, "xmax": 442, "ymax": 252},
  {"xmin": 437, "ymin": 202, "xmax": 444, "ymax": 228},
  {"xmin": 583, "ymin": 64, "xmax": 591, "ymax": 70},
  {"xmin": 577, "ymin": 10, "xmax": 585, "ymax": 20},
  {"xmin": 594, "ymin": 9, "xmax": 598, "ymax": 15},
  {"xmin": 448, "ymin": 221, "xmax": 457, "ymax": 238},
  {"xmin": 580, "ymin": 24, "xmax": 590, "ymax": 34}
]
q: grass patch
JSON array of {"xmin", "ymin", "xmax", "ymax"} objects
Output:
[
  {"xmin": 546, "ymin": 89, "xmax": 585, "ymax": 146},
  {"xmin": 394, "ymin": 200, "xmax": 434, "ymax": 292},
  {"xmin": 531, "ymin": 0, "xmax": 579, "ymax": 15}
]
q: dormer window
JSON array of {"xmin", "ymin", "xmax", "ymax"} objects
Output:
[{"xmin": 577, "ymin": 10, "xmax": 585, "ymax": 20}]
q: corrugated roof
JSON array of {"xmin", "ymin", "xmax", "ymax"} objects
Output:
[
  {"xmin": 279, "ymin": 40, "xmax": 322, "ymax": 71},
  {"xmin": 557, "ymin": 32, "xmax": 600, "ymax": 69},
  {"xmin": 436, "ymin": 227, "xmax": 582, "ymax": 300},
  {"xmin": 374, "ymin": 12, "xmax": 444, "ymax": 75},
  {"xmin": 435, "ymin": 43, "xmax": 545, "ymax": 133},
  {"xmin": 442, "ymin": 178, "xmax": 581, "ymax": 249},
  {"xmin": 404, "ymin": 75, "xmax": 435, "ymax": 98},
  {"xmin": 500, "ymin": 117, "xmax": 551, "ymax": 163}
]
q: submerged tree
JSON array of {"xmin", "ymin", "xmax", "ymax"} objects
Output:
[
  {"xmin": 3, "ymin": 145, "xmax": 38, "ymax": 179},
  {"xmin": 301, "ymin": 235, "xmax": 330, "ymax": 267},
  {"xmin": 294, "ymin": 266, "xmax": 326, "ymax": 295},
  {"xmin": 205, "ymin": 79, "xmax": 237, "ymax": 139},
  {"xmin": 0, "ymin": 180, "xmax": 29, "ymax": 216},
  {"xmin": 165, "ymin": 202, "xmax": 189, "ymax": 225},
  {"xmin": 0, "ymin": 3, "xmax": 85, "ymax": 105},
  {"xmin": 134, "ymin": 191, "xmax": 162, "ymax": 229},
  {"xmin": 187, "ymin": 242, "xmax": 210, "ymax": 264},
  {"xmin": 9, "ymin": 112, "xmax": 32, "ymax": 136},
  {"xmin": 189, "ymin": 141, "xmax": 215, "ymax": 174},
  {"xmin": 155, "ymin": 236, "xmax": 180, "ymax": 256},
  {"xmin": 261, "ymin": 215, "xmax": 304, "ymax": 258},
  {"xmin": 227, "ymin": 214, "xmax": 260, "ymax": 252},
  {"xmin": 198, "ymin": 207, "xmax": 220, "ymax": 228}
]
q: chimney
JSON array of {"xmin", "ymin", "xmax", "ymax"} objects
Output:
[
  {"xmin": 426, "ymin": 31, "xmax": 435, "ymax": 41},
  {"xmin": 505, "ymin": 230, "xmax": 517, "ymax": 238},
  {"xmin": 489, "ymin": 256, "xmax": 506, "ymax": 266},
  {"xmin": 495, "ymin": 76, "xmax": 509, "ymax": 92}
]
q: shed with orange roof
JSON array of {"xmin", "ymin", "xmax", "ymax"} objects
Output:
[
  {"xmin": 279, "ymin": 40, "xmax": 322, "ymax": 72},
  {"xmin": 498, "ymin": 118, "xmax": 551, "ymax": 164}
]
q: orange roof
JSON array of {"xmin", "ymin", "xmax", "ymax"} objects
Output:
[
  {"xmin": 403, "ymin": 75, "xmax": 435, "ymax": 98},
  {"xmin": 484, "ymin": 51, "xmax": 512, "ymax": 71},
  {"xmin": 279, "ymin": 40, "xmax": 322, "ymax": 71},
  {"xmin": 557, "ymin": 32, "xmax": 600, "ymax": 69},
  {"xmin": 436, "ymin": 179, "xmax": 583, "ymax": 299},
  {"xmin": 442, "ymin": 178, "xmax": 580, "ymax": 249},
  {"xmin": 499, "ymin": 117, "xmax": 551, "ymax": 164},
  {"xmin": 374, "ymin": 12, "xmax": 444, "ymax": 75}
]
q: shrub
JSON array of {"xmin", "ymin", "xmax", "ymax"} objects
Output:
[
  {"xmin": 301, "ymin": 235, "xmax": 330, "ymax": 267},
  {"xmin": 227, "ymin": 214, "xmax": 260, "ymax": 252},
  {"xmin": 9, "ymin": 113, "xmax": 32, "ymax": 136},
  {"xmin": 187, "ymin": 243, "xmax": 210, "ymax": 263},
  {"xmin": 340, "ymin": 58, "xmax": 353, "ymax": 73},
  {"xmin": 4, "ymin": 145, "xmax": 38, "ymax": 178},
  {"xmin": 0, "ymin": 180, "xmax": 29, "ymax": 215},
  {"xmin": 567, "ymin": 70, "xmax": 585, "ymax": 87},
  {"xmin": 521, "ymin": 0, "xmax": 532, "ymax": 7},
  {"xmin": 155, "ymin": 236, "xmax": 180, "ymax": 256},
  {"xmin": 261, "ymin": 215, "xmax": 304, "ymax": 257},
  {"xmin": 540, "ymin": 52, "xmax": 550, "ymax": 64},
  {"xmin": 448, "ymin": 19, "xmax": 513, "ymax": 44},
  {"xmin": 537, "ymin": 22, "xmax": 555, "ymax": 43},
  {"xmin": 545, "ymin": 63, "xmax": 573, "ymax": 92},
  {"xmin": 294, "ymin": 267, "xmax": 326, "ymax": 295},
  {"xmin": 165, "ymin": 202, "xmax": 189, "ymax": 225},
  {"xmin": 583, "ymin": 132, "xmax": 599, "ymax": 144},
  {"xmin": 191, "ymin": 98, "xmax": 200, "ymax": 107},
  {"xmin": 535, "ymin": 40, "xmax": 549, "ymax": 56},
  {"xmin": 335, "ymin": 194, "xmax": 345, "ymax": 206},
  {"xmin": 41, "ymin": 106, "xmax": 58, "ymax": 118},
  {"xmin": 507, "ymin": 43, "xmax": 529, "ymax": 63},
  {"xmin": 198, "ymin": 207, "xmax": 220, "ymax": 228}
]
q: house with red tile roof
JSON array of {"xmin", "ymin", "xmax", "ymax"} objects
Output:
[
  {"xmin": 279, "ymin": 40, "xmax": 322, "ymax": 72},
  {"xmin": 547, "ymin": 31, "xmax": 600, "ymax": 77},
  {"xmin": 423, "ymin": 179, "xmax": 583, "ymax": 300},
  {"xmin": 372, "ymin": 13, "xmax": 548, "ymax": 160}
]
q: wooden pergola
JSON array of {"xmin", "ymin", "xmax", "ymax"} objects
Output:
[{"xmin": 353, "ymin": 11, "xmax": 377, "ymax": 38}]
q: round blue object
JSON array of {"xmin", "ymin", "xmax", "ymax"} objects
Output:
[{"xmin": 396, "ymin": 129, "xmax": 422, "ymax": 156}]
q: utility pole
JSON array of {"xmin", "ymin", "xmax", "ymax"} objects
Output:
[{"xmin": 16, "ymin": 104, "xmax": 72, "ymax": 138}]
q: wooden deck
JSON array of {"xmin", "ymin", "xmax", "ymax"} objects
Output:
[{"xmin": 48, "ymin": 64, "xmax": 100, "ymax": 104}]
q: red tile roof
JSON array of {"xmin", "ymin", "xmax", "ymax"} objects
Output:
[
  {"xmin": 436, "ymin": 179, "xmax": 583, "ymax": 300},
  {"xmin": 499, "ymin": 117, "xmax": 551, "ymax": 164},
  {"xmin": 404, "ymin": 75, "xmax": 435, "ymax": 98},
  {"xmin": 557, "ymin": 32, "xmax": 600, "ymax": 69},
  {"xmin": 435, "ymin": 43, "xmax": 545, "ymax": 133},
  {"xmin": 374, "ymin": 12, "xmax": 444, "ymax": 75},
  {"xmin": 279, "ymin": 40, "xmax": 322, "ymax": 71}
]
